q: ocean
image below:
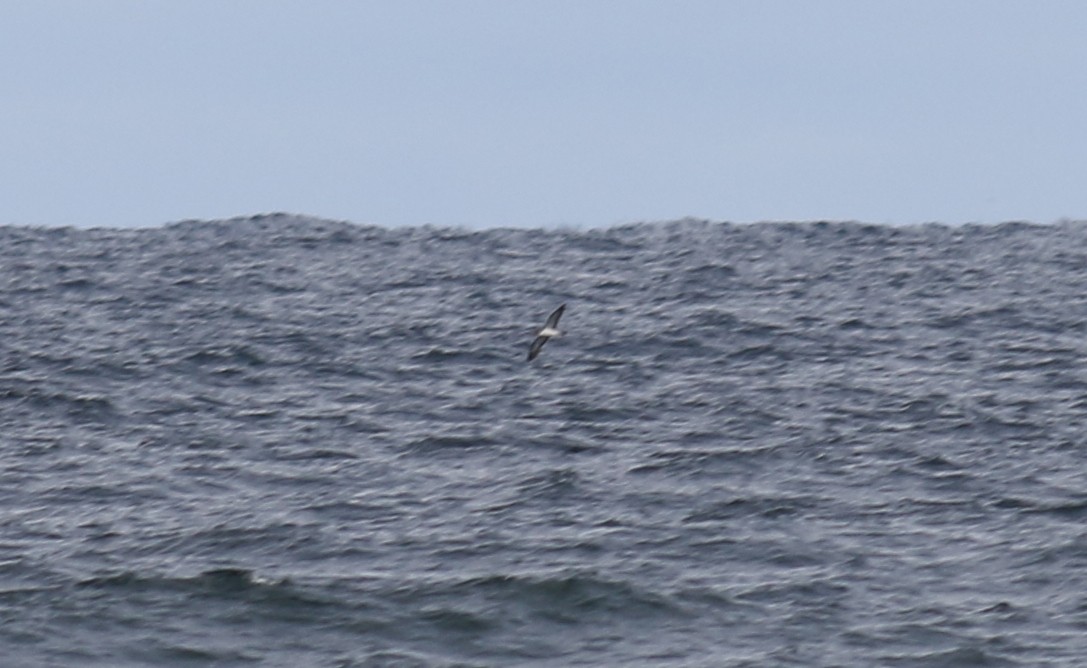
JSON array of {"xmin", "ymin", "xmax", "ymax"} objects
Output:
[{"xmin": 3, "ymin": 215, "xmax": 1087, "ymax": 666}]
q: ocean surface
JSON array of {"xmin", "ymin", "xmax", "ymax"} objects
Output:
[{"xmin": 3, "ymin": 215, "xmax": 1087, "ymax": 667}]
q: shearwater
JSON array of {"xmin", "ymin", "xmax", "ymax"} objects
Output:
[{"xmin": 527, "ymin": 303, "xmax": 565, "ymax": 361}]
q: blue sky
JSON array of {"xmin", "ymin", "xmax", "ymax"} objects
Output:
[{"xmin": 3, "ymin": 1, "xmax": 1086, "ymax": 228}]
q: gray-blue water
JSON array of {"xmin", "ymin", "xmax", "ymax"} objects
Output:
[{"xmin": 3, "ymin": 215, "xmax": 1087, "ymax": 666}]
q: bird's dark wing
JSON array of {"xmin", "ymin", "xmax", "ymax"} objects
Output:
[
  {"xmin": 544, "ymin": 304, "xmax": 566, "ymax": 329},
  {"xmin": 527, "ymin": 335, "xmax": 548, "ymax": 361}
]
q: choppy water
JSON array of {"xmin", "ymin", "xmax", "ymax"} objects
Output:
[{"xmin": 3, "ymin": 215, "xmax": 1087, "ymax": 666}]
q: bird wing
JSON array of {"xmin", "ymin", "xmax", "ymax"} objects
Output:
[
  {"xmin": 544, "ymin": 304, "xmax": 566, "ymax": 330},
  {"xmin": 527, "ymin": 335, "xmax": 548, "ymax": 361}
]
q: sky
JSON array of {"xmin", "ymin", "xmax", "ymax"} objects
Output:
[{"xmin": 3, "ymin": 1, "xmax": 1086, "ymax": 229}]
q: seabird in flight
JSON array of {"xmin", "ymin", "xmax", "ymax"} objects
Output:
[{"xmin": 528, "ymin": 304, "xmax": 565, "ymax": 361}]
